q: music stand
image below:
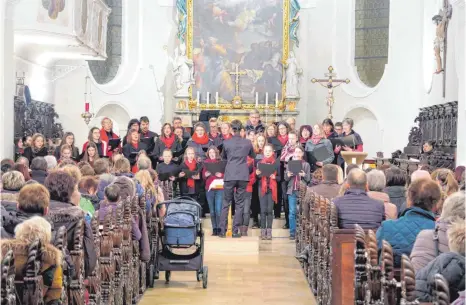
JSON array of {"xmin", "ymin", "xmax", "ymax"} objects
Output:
[{"xmin": 341, "ymin": 151, "xmax": 368, "ymax": 176}]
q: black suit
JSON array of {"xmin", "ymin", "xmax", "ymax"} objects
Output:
[
  {"xmin": 220, "ymin": 135, "xmax": 255, "ymax": 234},
  {"xmin": 122, "ymin": 142, "xmax": 148, "ymax": 166}
]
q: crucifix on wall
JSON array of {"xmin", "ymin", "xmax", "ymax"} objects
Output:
[
  {"xmin": 311, "ymin": 66, "xmax": 350, "ymax": 119},
  {"xmin": 432, "ymin": 0, "xmax": 452, "ymax": 97},
  {"xmin": 229, "ymin": 63, "xmax": 247, "ymax": 99}
]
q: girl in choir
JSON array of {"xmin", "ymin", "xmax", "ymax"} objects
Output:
[
  {"xmin": 187, "ymin": 122, "xmax": 213, "ymax": 162},
  {"xmin": 251, "ymin": 134, "xmax": 267, "ymax": 228},
  {"xmin": 275, "ymin": 122, "xmax": 290, "ymax": 222},
  {"xmin": 82, "ymin": 127, "xmax": 108, "ymax": 158},
  {"xmin": 174, "ymin": 126, "xmax": 189, "ymax": 149},
  {"xmin": 81, "ymin": 142, "xmax": 99, "ymax": 168},
  {"xmin": 14, "ymin": 137, "xmax": 24, "ymax": 161},
  {"xmin": 55, "ymin": 132, "xmax": 80, "ymax": 160},
  {"xmin": 153, "ymin": 123, "xmax": 183, "ymax": 163},
  {"xmin": 122, "ymin": 128, "xmax": 148, "ymax": 172},
  {"xmin": 299, "ymin": 125, "xmax": 312, "ymax": 145},
  {"xmin": 58, "ymin": 144, "xmax": 75, "ymax": 164},
  {"xmin": 285, "ymin": 146, "xmax": 311, "ymax": 240},
  {"xmin": 253, "ymin": 134, "xmax": 267, "ymax": 160},
  {"xmin": 156, "ymin": 149, "xmax": 181, "ymax": 200},
  {"xmin": 305, "ymin": 124, "xmax": 335, "ymax": 172},
  {"xmin": 178, "ymin": 146, "xmax": 202, "ymax": 199},
  {"xmin": 220, "ymin": 122, "xmax": 233, "ymax": 141},
  {"xmin": 241, "ymin": 154, "xmax": 256, "ymax": 236},
  {"xmin": 256, "ymin": 143, "xmax": 281, "ymax": 240},
  {"xmin": 203, "ymin": 146, "xmax": 224, "ymax": 236},
  {"xmin": 247, "ymin": 130, "xmax": 256, "ymax": 143},
  {"xmin": 23, "ymin": 133, "xmax": 48, "ymax": 163},
  {"xmin": 280, "ymin": 131, "xmax": 299, "ymax": 229}
]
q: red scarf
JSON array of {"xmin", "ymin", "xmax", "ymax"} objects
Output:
[
  {"xmin": 260, "ymin": 156, "xmax": 278, "ymax": 203},
  {"xmin": 161, "ymin": 134, "xmax": 176, "ymax": 149},
  {"xmin": 278, "ymin": 134, "xmax": 289, "ymax": 146},
  {"xmin": 185, "ymin": 159, "xmax": 197, "ymax": 189},
  {"xmin": 192, "ymin": 133, "xmax": 209, "ymax": 145},
  {"xmin": 310, "ymin": 134, "xmax": 322, "ymax": 145},
  {"xmin": 222, "ymin": 133, "xmax": 232, "ymax": 140},
  {"xmin": 299, "ymin": 137, "xmax": 309, "ymax": 144},
  {"xmin": 131, "ymin": 141, "xmax": 139, "ymax": 149}
]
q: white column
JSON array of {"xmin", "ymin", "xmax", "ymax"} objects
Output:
[{"xmin": 1, "ymin": 1, "xmax": 17, "ymax": 160}]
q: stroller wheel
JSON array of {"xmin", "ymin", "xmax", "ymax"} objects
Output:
[
  {"xmin": 202, "ymin": 266, "xmax": 208, "ymax": 289},
  {"xmin": 196, "ymin": 270, "xmax": 202, "ymax": 282},
  {"xmin": 147, "ymin": 265, "xmax": 155, "ymax": 288},
  {"xmin": 165, "ymin": 271, "xmax": 171, "ymax": 282}
]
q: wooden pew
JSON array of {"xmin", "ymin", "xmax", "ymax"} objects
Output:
[
  {"xmin": 1, "ymin": 250, "xmax": 16, "ymax": 305},
  {"xmin": 122, "ymin": 198, "xmax": 135, "ymax": 305},
  {"xmin": 20, "ymin": 240, "xmax": 44, "ymax": 305},
  {"xmin": 88, "ymin": 213, "xmax": 101, "ymax": 305},
  {"xmin": 113, "ymin": 203, "xmax": 124, "ymax": 305},
  {"xmin": 100, "ymin": 213, "xmax": 115, "ymax": 304},
  {"xmin": 53, "ymin": 226, "xmax": 69, "ymax": 305},
  {"xmin": 68, "ymin": 219, "xmax": 85, "ymax": 305}
]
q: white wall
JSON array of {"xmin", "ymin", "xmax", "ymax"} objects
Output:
[{"xmin": 15, "ymin": 57, "xmax": 55, "ymax": 103}]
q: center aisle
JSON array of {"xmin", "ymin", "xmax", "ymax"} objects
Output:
[{"xmin": 140, "ymin": 223, "xmax": 316, "ymax": 305}]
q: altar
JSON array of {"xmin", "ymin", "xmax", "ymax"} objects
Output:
[{"xmin": 171, "ymin": 0, "xmax": 302, "ymax": 125}]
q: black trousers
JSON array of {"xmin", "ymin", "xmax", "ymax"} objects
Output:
[
  {"xmin": 274, "ymin": 181, "xmax": 283, "ymax": 218},
  {"xmin": 251, "ymin": 183, "xmax": 260, "ymax": 222},
  {"xmin": 281, "ymin": 181, "xmax": 289, "ymax": 225},
  {"xmin": 220, "ymin": 180, "xmax": 248, "ymax": 234}
]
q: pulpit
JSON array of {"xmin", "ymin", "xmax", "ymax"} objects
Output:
[{"xmin": 341, "ymin": 152, "xmax": 368, "ymax": 175}]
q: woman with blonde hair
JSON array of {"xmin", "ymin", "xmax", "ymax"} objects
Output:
[
  {"xmin": 23, "ymin": 133, "xmax": 48, "ymax": 163},
  {"xmin": 135, "ymin": 169, "xmax": 165, "ymax": 215},
  {"xmin": 55, "ymin": 132, "xmax": 80, "ymax": 160},
  {"xmin": 431, "ymin": 168, "xmax": 459, "ymax": 213}
]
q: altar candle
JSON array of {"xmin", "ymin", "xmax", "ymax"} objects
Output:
[
  {"xmin": 215, "ymin": 92, "xmax": 219, "ymax": 107},
  {"xmin": 255, "ymin": 92, "xmax": 258, "ymax": 107},
  {"xmin": 85, "ymin": 102, "xmax": 89, "ymax": 112},
  {"xmin": 265, "ymin": 92, "xmax": 269, "ymax": 108},
  {"xmin": 196, "ymin": 91, "xmax": 200, "ymax": 107},
  {"xmin": 275, "ymin": 92, "xmax": 279, "ymax": 107},
  {"xmin": 207, "ymin": 92, "xmax": 210, "ymax": 105}
]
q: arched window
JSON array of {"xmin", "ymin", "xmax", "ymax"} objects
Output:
[
  {"xmin": 354, "ymin": 0, "xmax": 390, "ymax": 87},
  {"xmin": 88, "ymin": 0, "xmax": 122, "ymax": 84}
]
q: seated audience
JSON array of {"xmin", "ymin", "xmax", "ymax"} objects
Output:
[
  {"xmin": 1, "ymin": 216, "xmax": 63, "ymax": 305},
  {"xmin": 383, "ymin": 167, "xmax": 406, "ymax": 213},
  {"xmin": 93, "ymin": 158, "xmax": 110, "ymax": 176},
  {"xmin": 96, "ymin": 173, "xmax": 116, "ymax": 201},
  {"xmin": 23, "ymin": 133, "xmax": 48, "ymax": 163},
  {"xmin": 45, "ymin": 171, "xmax": 97, "ymax": 277},
  {"xmin": 1, "ymin": 170, "xmax": 25, "ymax": 196},
  {"xmin": 137, "ymin": 156, "xmax": 152, "ymax": 171},
  {"xmin": 1, "ymin": 158, "xmax": 14, "ymax": 174},
  {"xmin": 377, "ymin": 178, "xmax": 440, "ymax": 267},
  {"xmin": 1, "ymin": 183, "xmax": 50, "ymax": 238},
  {"xmin": 367, "ymin": 170, "xmax": 397, "ymax": 219},
  {"xmin": 135, "ymin": 169, "xmax": 164, "ymax": 214},
  {"xmin": 44, "ymin": 155, "xmax": 58, "ymax": 171},
  {"xmin": 411, "ymin": 191, "xmax": 465, "ymax": 272},
  {"xmin": 80, "ymin": 164, "xmax": 95, "ymax": 176},
  {"xmin": 13, "ymin": 163, "xmax": 31, "ymax": 181},
  {"xmin": 415, "ymin": 221, "xmax": 465, "ymax": 303},
  {"xmin": 15, "ymin": 156, "xmax": 29, "ymax": 168},
  {"xmin": 79, "ymin": 176, "xmax": 100, "ymax": 212},
  {"xmin": 431, "ymin": 168, "xmax": 459, "ymax": 211},
  {"xmin": 333, "ymin": 169, "xmax": 385, "ymax": 229},
  {"xmin": 30, "ymin": 157, "xmax": 49, "ymax": 184},
  {"xmin": 454, "ymin": 165, "xmax": 465, "ymax": 184},
  {"xmin": 399, "ymin": 169, "xmax": 432, "ymax": 214},
  {"xmin": 309, "ymin": 164, "xmax": 340, "ymax": 198}
]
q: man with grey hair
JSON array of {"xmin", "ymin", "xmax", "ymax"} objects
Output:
[
  {"xmin": 411, "ymin": 191, "xmax": 465, "ymax": 272},
  {"xmin": 44, "ymin": 155, "xmax": 57, "ymax": 171},
  {"xmin": 411, "ymin": 170, "xmax": 431, "ymax": 183},
  {"xmin": 30, "ymin": 157, "xmax": 48, "ymax": 185},
  {"xmin": 333, "ymin": 168, "xmax": 385, "ymax": 229},
  {"xmin": 367, "ymin": 170, "xmax": 398, "ymax": 219},
  {"xmin": 137, "ymin": 156, "xmax": 152, "ymax": 171}
]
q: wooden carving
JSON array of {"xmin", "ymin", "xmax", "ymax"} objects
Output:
[
  {"xmin": 400, "ymin": 255, "xmax": 417, "ymax": 304},
  {"xmin": 131, "ymin": 196, "xmax": 141, "ymax": 304},
  {"xmin": 121, "ymin": 198, "xmax": 134, "ymax": 305},
  {"xmin": 432, "ymin": 274, "xmax": 450, "ymax": 305},
  {"xmin": 53, "ymin": 226, "xmax": 69, "ymax": 305},
  {"xmin": 366, "ymin": 230, "xmax": 381, "ymax": 303},
  {"xmin": 22, "ymin": 239, "xmax": 44, "ymax": 305},
  {"xmin": 354, "ymin": 225, "xmax": 368, "ymax": 305},
  {"xmin": 100, "ymin": 212, "xmax": 115, "ymax": 304},
  {"xmin": 88, "ymin": 214, "xmax": 101, "ymax": 305},
  {"xmin": 1, "ymin": 250, "xmax": 16, "ymax": 305},
  {"xmin": 381, "ymin": 240, "xmax": 396, "ymax": 305}
]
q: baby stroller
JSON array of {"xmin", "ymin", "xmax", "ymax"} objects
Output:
[{"xmin": 155, "ymin": 196, "xmax": 208, "ymax": 288}]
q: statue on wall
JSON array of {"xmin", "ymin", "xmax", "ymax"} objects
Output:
[
  {"xmin": 432, "ymin": 1, "xmax": 452, "ymax": 74},
  {"xmin": 283, "ymin": 51, "xmax": 302, "ymax": 98},
  {"xmin": 173, "ymin": 43, "xmax": 195, "ymax": 98}
]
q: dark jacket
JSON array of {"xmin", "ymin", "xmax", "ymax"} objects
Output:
[
  {"xmin": 178, "ymin": 161, "xmax": 202, "ymax": 195},
  {"xmin": 122, "ymin": 142, "xmax": 148, "ymax": 166},
  {"xmin": 208, "ymin": 133, "xmax": 223, "ymax": 147},
  {"xmin": 308, "ymin": 180, "xmax": 341, "ymax": 199},
  {"xmin": 376, "ymin": 207, "xmax": 436, "ymax": 267},
  {"xmin": 140, "ymin": 130, "xmax": 158, "ymax": 153},
  {"xmin": 415, "ymin": 252, "xmax": 465, "ymax": 302},
  {"xmin": 383, "ymin": 185, "xmax": 406, "ymax": 213},
  {"xmin": 23, "ymin": 146, "xmax": 48, "ymax": 163},
  {"xmin": 245, "ymin": 120, "xmax": 265, "ymax": 134},
  {"xmin": 186, "ymin": 138, "xmax": 213, "ymax": 161},
  {"xmin": 222, "ymin": 135, "xmax": 255, "ymax": 182},
  {"xmin": 256, "ymin": 159, "xmax": 282, "ymax": 191},
  {"xmin": 54, "ymin": 145, "xmax": 80, "ymax": 160},
  {"xmin": 410, "ymin": 220, "xmax": 452, "ymax": 272},
  {"xmin": 47, "ymin": 200, "xmax": 97, "ymax": 277},
  {"xmin": 152, "ymin": 137, "xmax": 183, "ymax": 161},
  {"xmin": 156, "ymin": 161, "xmax": 181, "ymax": 181},
  {"xmin": 30, "ymin": 170, "xmax": 48, "ymax": 185},
  {"xmin": 80, "ymin": 193, "xmax": 101, "ymax": 211},
  {"xmin": 1, "ymin": 209, "xmax": 46, "ymax": 239},
  {"xmin": 284, "ymin": 161, "xmax": 311, "ymax": 194},
  {"xmin": 333, "ymin": 188, "xmax": 385, "ymax": 230},
  {"xmin": 305, "ymin": 138, "xmax": 335, "ymax": 171}
]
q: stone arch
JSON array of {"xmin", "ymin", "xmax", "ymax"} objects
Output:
[
  {"xmin": 343, "ymin": 106, "xmax": 381, "ymax": 158},
  {"xmin": 90, "ymin": 102, "xmax": 130, "ymax": 137}
]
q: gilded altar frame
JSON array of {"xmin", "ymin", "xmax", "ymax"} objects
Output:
[{"xmin": 175, "ymin": 0, "xmax": 300, "ymax": 110}]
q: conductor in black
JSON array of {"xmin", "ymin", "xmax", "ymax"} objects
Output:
[{"xmin": 219, "ymin": 120, "xmax": 255, "ymax": 238}]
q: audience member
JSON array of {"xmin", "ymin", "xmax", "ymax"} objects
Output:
[
  {"xmin": 383, "ymin": 167, "xmax": 407, "ymax": 213},
  {"xmin": 137, "ymin": 156, "xmax": 152, "ymax": 171},
  {"xmin": 309, "ymin": 164, "xmax": 341, "ymax": 198},
  {"xmin": 44, "ymin": 155, "xmax": 58, "ymax": 171},
  {"xmin": 96, "ymin": 173, "xmax": 116, "ymax": 201},
  {"xmin": 454, "ymin": 165, "xmax": 465, "ymax": 184},
  {"xmin": 411, "ymin": 170, "xmax": 431, "ymax": 182},
  {"xmin": 78, "ymin": 176, "xmax": 100, "ymax": 213},
  {"xmin": 0, "ymin": 216, "xmax": 63, "ymax": 304},
  {"xmin": 1, "ymin": 171, "xmax": 25, "ymax": 193},
  {"xmin": 1, "ymin": 158, "xmax": 14, "ymax": 174},
  {"xmin": 411, "ymin": 191, "xmax": 465, "ymax": 272},
  {"xmin": 93, "ymin": 158, "xmax": 110, "ymax": 175},
  {"xmin": 376, "ymin": 178, "xmax": 440, "ymax": 267},
  {"xmin": 367, "ymin": 170, "xmax": 397, "ymax": 219},
  {"xmin": 30, "ymin": 157, "xmax": 49, "ymax": 184},
  {"xmin": 13, "ymin": 163, "xmax": 31, "ymax": 181},
  {"xmin": 15, "ymin": 156, "xmax": 29, "ymax": 168},
  {"xmin": 415, "ymin": 221, "xmax": 465, "ymax": 303},
  {"xmin": 346, "ymin": 164, "xmax": 359, "ymax": 176},
  {"xmin": 80, "ymin": 164, "xmax": 95, "ymax": 176},
  {"xmin": 333, "ymin": 169, "xmax": 385, "ymax": 229},
  {"xmin": 431, "ymin": 168, "xmax": 459, "ymax": 198}
]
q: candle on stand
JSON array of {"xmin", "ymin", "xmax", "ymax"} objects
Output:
[
  {"xmin": 196, "ymin": 91, "xmax": 200, "ymax": 107},
  {"xmin": 85, "ymin": 102, "xmax": 90, "ymax": 112},
  {"xmin": 207, "ymin": 92, "xmax": 210, "ymax": 105},
  {"xmin": 275, "ymin": 92, "xmax": 279, "ymax": 107},
  {"xmin": 255, "ymin": 92, "xmax": 258, "ymax": 107},
  {"xmin": 215, "ymin": 92, "xmax": 219, "ymax": 107},
  {"xmin": 265, "ymin": 92, "xmax": 269, "ymax": 108}
]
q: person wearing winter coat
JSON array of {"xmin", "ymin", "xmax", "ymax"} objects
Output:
[
  {"xmin": 383, "ymin": 167, "xmax": 407, "ymax": 213},
  {"xmin": 186, "ymin": 122, "xmax": 213, "ymax": 162},
  {"xmin": 367, "ymin": 170, "xmax": 398, "ymax": 220},
  {"xmin": 415, "ymin": 220, "xmax": 465, "ymax": 303},
  {"xmin": 410, "ymin": 191, "xmax": 465, "ymax": 272},
  {"xmin": 376, "ymin": 179, "xmax": 441, "ymax": 267}
]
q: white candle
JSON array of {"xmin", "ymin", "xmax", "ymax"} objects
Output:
[
  {"xmin": 196, "ymin": 91, "xmax": 200, "ymax": 107},
  {"xmin": 207, "ymin": 92, "xmax": 210, "ymax": 105},
  {"xmin": 216, "ymin": 92, "xmax": 219, "ymax": 106},
  {"xmin": 265, "ymin": 92, "xmax": 269, "ymax": 108},
  {"xmin": 255, "ymin": 92, "xmax": 258, "ymax": 107},
  {"xmin": 275, "ymin": 92, "xmax": 279, "ymax": 107}
]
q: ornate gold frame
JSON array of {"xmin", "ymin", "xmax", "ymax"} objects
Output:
[{"xmin": 184, "ymin": 0, "xmax": 292, "ymax": 109}]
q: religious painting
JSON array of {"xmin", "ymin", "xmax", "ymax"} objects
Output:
[
  {"xmin": 177, "ymin": 0, "xmax": 300, "ymax": 104},
  {"xmin": 38, "ymin": 0, "xmax": 69, "ymax": 26}
]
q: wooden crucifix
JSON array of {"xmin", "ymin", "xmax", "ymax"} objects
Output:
[
  {"xmin": 432, "ymin": 0, "xmax": 452, "ymax": 97},
  {"xmin": 311, "ymin": 66, "xmax": 350, "ymax": 119},
  {"xmin": 229, "ymin": 63, "xmax": 247, "ymax": 98}
]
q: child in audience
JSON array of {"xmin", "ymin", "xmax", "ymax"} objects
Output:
[
  {"xmin": 285, "ymin": 146, "xmax": 311, "ymax": 240},
  {"xmin": 179, "ymin": 146, "xmax": 202, "ymax": 199},
  {"xmin": 256, "ymin": 144, "xmax": 280, "ymax": 240},
  {"xmin": 203, "ymin": 146, "xmax": 224, "ymax": 236}
]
